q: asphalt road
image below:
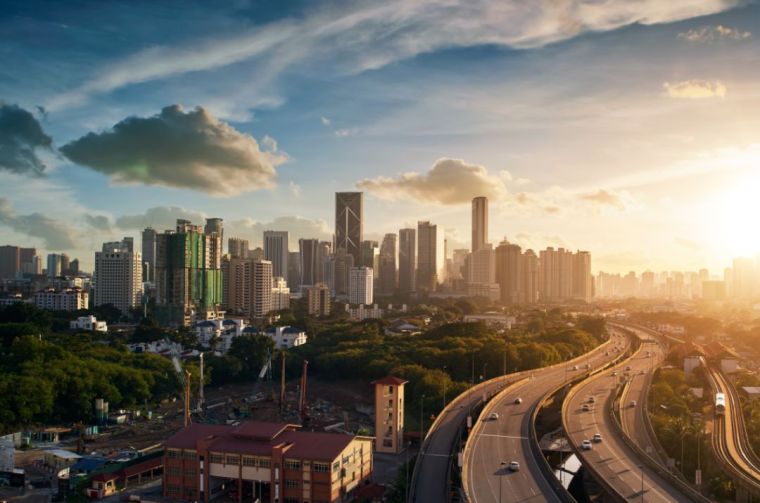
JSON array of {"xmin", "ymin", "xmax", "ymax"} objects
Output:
[
  {"xmin": 464, "ymin": 328, "xmax": 631, "ymax": 503},
  {"xmin": 564, "ymin": 335, "xmax": 692, "ymax": 502}
]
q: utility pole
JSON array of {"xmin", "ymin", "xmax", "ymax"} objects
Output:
[
  {"xmin": 280, "ymin": 351, "xmax": 286, "ymax": 416},
  {"xmin": 198, "ymin": 352, "xmax": 204, "ymax": 410}
]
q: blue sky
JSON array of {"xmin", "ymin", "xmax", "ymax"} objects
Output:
[{"xmin": 2, "ymin": 0, "xmax": 760, "ymax": 273}]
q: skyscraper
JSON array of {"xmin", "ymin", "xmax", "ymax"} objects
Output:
[
  {"xmin": 0, "ymin": 246, "xmax": 20, "ymax": 279},
  {"xmin": 398, "ymin": 228, "xmax": 416, "ymax": 294},
  {"xmin": 252, "ymin": 259, "xmax": 273, "ymax": 319},
  {"xmin": 495, "ymin": 240, "xmax": 522, "ymax": 304},
  {"xmin": 228, "ymin": 237, "xmax": 249, "ymax": 258},
  {"xmin": 142, "ymin": 227, "xmax": 157, "ymax": 283},
  {"xmin": 349, "ymin": 266, "xmax": 374, "ymax": 305},
  {"xmin": 204, "ymin": 218, "xmax": 224, "ymax": 254},
  {"xmin": 299, "ymin": 238, "xmax": 319, "ymax": 288},
  {"xmin": 315, "ymin": 241, "xmax": 331, "ymax": 284},
  {"xmin": 471, "ymin": 196, "xmax": 488, "ymax": 252},
  {"xmin": 522, "ymin": 249, "xmax": 539, "ymax": 304},
  {"xmin": 378, "ymin": 233, "xmax": 397, "ymax": 294},
  {"xmin": 47, "ymin": 254, "xmax": 62, "ymax": 278},
  {"xmin": 417, "ymin": 221, "xmax": 445, "ymax": 292},
  {"xmin": 155, "ymin": 219, "xmax": 223, "ymax": 326},
  {"xmin": 572, "ymin": 251, "xmax": 593, "ymax": 301},
  {"xmin": 360, "ymin": 240, "xmax": 379, "ymax": 269},
  {"xmin": 307, "ymin": 283, "xmax": 331, "ymax": 317},
  {"xmin": 288, "ymin": 251, "xmax": 301, "ymax": 288},
  {"xmin": 327, "ymin": 248, "xmax": 354, "ymax": 296},
  {"xmin": 263, "ymin": 231, "xmax": 289, "ymax": 283},
  {"xmin": 94, "ymin": 238, "xmax": 143, "ymax": 314},
  {"xmin": 335, "ymin": 192, "xmax": 363, "ymax": 265}
]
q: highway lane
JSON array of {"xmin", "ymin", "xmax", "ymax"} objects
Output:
[
  {"xmin": 464, "ymin": 328, "xmax": 632, "ymax": 503},
  {"xmin": 564, "ymin": 336, "xmax": 694, "ymax": 502}
]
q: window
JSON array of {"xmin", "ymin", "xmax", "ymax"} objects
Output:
[
  {"xmin": 182, "ymin": 449, "xmax": 197, "ymax": 460},
  {"xmin": 285, "ymin": 479, "xmax": 299, "ymax": 489},
  {"xmin": 209, "ymin": 453, "xmax": 223, "ymax": 464},
  {"xmin": 388, "ymin": 385, "xmax": 394, "ymax": 394},
  {"xmin": 242, "ymin": 456, "xmax": 256, "ymax": 467},
  {"xmin": 166, "ymin": 449, "xmax": 180, "ymax": 459},
  {"xmin": 332, "ymin": 461, "xmax": 340, "ymax": 473},
  {"xmin": 388, "ymin": 399, "xmax": 393, "ymax": 407},
  {"xmin": 285, "ymin": 459, "xmax": 301, "ymax": 470},
  {"xmin": 313, "ymin": 462, "xmax": 330, "ymax": 473},
  {"xmin": 258, "ymin": 457, "xmax": 271, "ymax": 468},
  {"xmin": 167, "ymin": 466, "xmax": 180, "ymax": 476},
  {"xmin": 226, "ymin": 454, "xmax": 240, "ymax": 465}
]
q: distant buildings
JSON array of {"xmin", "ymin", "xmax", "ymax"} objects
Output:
[
  {"xmin": 261, "ymin": 325, "xmax": 307, "ymax": 349},
  {"xmin": 141, "ymin": 227, "xmax": 157, "ymax": 283},
  {"xmin": 378, "ymin": 233, "xmax": 397, "ymax": 294},
  {"xmin": 298, "ymin": 238, "xmax": 319, "ymax": 289},
  {"xmin": 398, "ymin": 228, "xmax": 416, "ymax": 294},
  {"xmin": 0, "ymin": 245, "xmax": 37, "ymax": 279},
  {"xmin": 227, "ymin": 237, "xmax": 249, "ymax": 259},
  {"xmin": 417, "ymin": 221, "xmax": 445, "ymax": 292},
  {"xmin": 222, "ymin": 257, "xmax": 274, "ymax": 320},
  {"xmin": 94, "ymin": 237, "xmax": 142, "ymax": 313},
  {"xmin": 70, "ymin": 315, "xmax": 107, "ymax": 332},
  {"xmin": 263, "ymin": 231, "xmax": 289, "ymax": 284},
  {"xmin": 306, "ymin": 283, "xmax": 331, "ymax": 317},
  {"xmin": 471, "ymin": 196, "xmax": 488, "ymax": 252},
  {"xmin": 271, "ymin": 276, "xmax": 290, "ymax": 311},
  {"xmin": 34, "ymin": 288, "xmax": 88, "ymax": 311},
  {"xmin": 349, "ymin": 266, "xmax": 373, "ymax": 305},
  {"xmin": 335, "ymin": 191, "xmax": 363, "ymax": 265}
]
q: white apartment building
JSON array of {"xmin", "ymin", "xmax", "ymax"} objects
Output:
[
  {"xmin": 94, "ymin": 238, "xmax": 142, "ymax": 314},
  {"xmin": 349, "ymin": 266, "xmax": 373, "ymax": 305}
]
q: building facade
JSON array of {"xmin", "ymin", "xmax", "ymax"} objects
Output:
[
  {"xmin": 307, "ymin": 283, "xmax": 331, "ymax": 317},
  {"xmin": 142, "ymin": 227, "xmax": 157, "ymax": 283},
  {"xmin": 372, "ymin": 376, "xmax": 407, "ymax": 454},
  {"xmin": 416, "ymin": 221, "xmax": 445, "ymax": 292},
  {"xmin": 398, "ymin": 229, "xmax": 416, "ymax": 294},
  {"xmin": 264, "ymin": 231, "xmax": 289, "ymax": 285},
  {"xmin": 33, "ymin": 288, "xmax": 89, "ymax": 311},
  {"xmin": 378, "ymin": 233, "xmax": 397, "ymax": 295},
  {"xmin": 94, "ymin": 238, "xmax": 143, "ymax": 314},
  {"xmin": 335, "ymin": 192, "xmax": 363, "ymax": 266},
  {"xmin": 471, "ymin": 196, "xmax": 488, "ymax": 252},
  {"xmin": 349, "ymin": 267, "xmax": 373, "ymax": 305}
]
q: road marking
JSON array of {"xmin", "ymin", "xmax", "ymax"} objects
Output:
[{"xmin": 478, "ymin": 433, "xmax": 528, "ymax": 440}]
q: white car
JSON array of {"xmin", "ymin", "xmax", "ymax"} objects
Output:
[
  {"xmin": 629, "ymin": 400, "xmax": 637, "ymax": 408},
  {"xmin": 488, "ymin": 412, "xmax": 499, "ymax": 420},
  {"xmin": 514, "ymin": 397, "xmax": 523, "ymax": 404},
  {"xmin": 508, "ymin": 461, "xmax": 520, "ymax": 471},
  {"xmin": 572, "ymin": 365, "xmax": 579, "ymax": 370},
  {"xmin": 581, "ymin": 440, "xmax": 593, "ymax": 450},
  {"xmin": 593, "ymin": 433, "xmax": 603, "ymax": 443}
]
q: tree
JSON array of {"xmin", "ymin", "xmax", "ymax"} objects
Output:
[{"xmin": 228, "ymin": 334, "xmax": 275, "ymax": 380}]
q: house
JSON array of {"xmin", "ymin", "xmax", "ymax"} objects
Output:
[
  {"xmin": 70, "ymin": 315, "xmax": 108, "ymax": 332},
  {"xmin": 259, "ymin": 326, "xmax": 307, "ymax": 349}
]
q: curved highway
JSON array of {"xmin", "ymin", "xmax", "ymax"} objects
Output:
[
  {"xmin": 563, "ymin": 333, "xmax": 697, "ymax": 502},
  {"xmin": 462, "ymin": 328, "xmax": 631, "ymax": 503}
]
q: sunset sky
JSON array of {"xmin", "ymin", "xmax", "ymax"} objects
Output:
[{"xmin": 2, "ymin": 0, "xmax": 760, "ymax": 273}]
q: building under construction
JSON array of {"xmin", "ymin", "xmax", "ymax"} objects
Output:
[{"xmin": 162, "ymin": 421, "xmax": 373, "ymax": 503}]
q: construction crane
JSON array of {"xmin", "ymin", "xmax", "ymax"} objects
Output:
[
  {"xmin": 299, "ymin": 360, "xmax": 309, "ymax": 425},
  {"xmin": 168, "ymin": 341, "xmax": 193, "ymax": 427}
]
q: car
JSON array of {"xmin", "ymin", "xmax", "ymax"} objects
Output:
[
  {"xmin": 488, "ymin": 412, "xmax": 500, "ymax": 420},
  {"xmin": 640, "ymin": 370, "xmax": 646, "ymax": 375},
  {"xmin": 581, "ymin": 404, "xmax": 591, "ymax": 412},
  {"xmin": 612, "ymin": 371, "xmax": 618, "ymax": 376},
  {"xmin": 586, "ymin": 364, "xmax": 591, "ymax": 369},
  {"xmin": 572, "ymin": 365, "xmax": 578, "ymax": 370},
  {"xmin": 508, "ymin": 461, "xmax": 520, "ymax": 471},
  {"xmin": 514, "ymin": 397, "xmax": 523, "ymax": 404},
  {"xmin": 588, "ymin": 396, "xmax": 596, "ymax": 403},
  {"xmin": 629, "ymin": 400, "xmax": 637, "ymax": 408},
  {"xmin": 625, "ymin": 366, "xmax": 631, "ymax": 371},
  {"xmin": 593, "ymin": 433, "xmax": 603, "ymax": 443},
  {"xmin": 604, "ymin": 351, "xmax": 609, "ymax": 356},
  {"xmin": 581, "ymin": 440, "xmax": 593, "ymax": 450}
]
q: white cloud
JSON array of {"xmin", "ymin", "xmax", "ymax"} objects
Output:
[
  {"xmin": 320, "ymin": 116, "xmax": 331, "ymax": 127},
  {"xmin": 47, "ymin": 0, "xmax": 739, "ymax": 110},
  {"xmin": 663, "ymin": 79, "xmax": 727, "ymax": 99},
  {"xmin": 677, "ymin": 24, "xmax": 751, "ymax": 42}
]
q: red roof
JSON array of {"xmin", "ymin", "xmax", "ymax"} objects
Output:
[
  {"xmin": 164, "ymin": 421, "xmax": 358, "ymax": 462},
  {"xmin": 371, "ymin": 375, "xmax": 408, "ymax": 386}
]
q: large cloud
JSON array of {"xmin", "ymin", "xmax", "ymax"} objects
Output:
[
  {"xmin": 60, "ymin": 105, "xmax": 287, "ymax": 195},
  {"xmin": 0, "ymin": 103, "xmax": 55, "ymax": 175},
  {"xmin": 115, "ymin": 206, "xmax": 332, "ymax": 245},
  {"xmin": 663, "ymin": 80, "xmax": 727, "ymax": 99},
  {"xmin": 357, "ymin": 158, "xmax": 509, "ymax": 205},
  {"xmin": 0, "ymin": 198, "xmax": 77, "ymax": 249}
]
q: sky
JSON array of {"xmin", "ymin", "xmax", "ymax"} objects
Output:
[{"xmin": 1, "ymin": 0, "xmax": 760, "ymax": 274}]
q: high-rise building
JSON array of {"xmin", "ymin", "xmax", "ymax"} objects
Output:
[
  {"xmin": 360, "ymin": 240, "xmax": 379, "ymax": 270},
  {"xmin": 378, "ymin": 233, "xmax": 397, "ymax": 294},
  {"xmin": 271, "ymin": 276, "xmax": 290, "ymax": 311},
  {"xmin": 94, "ymin": 238, "xmax": 143, "ymax": 314},
  {"xmin": 417, "ymin": 221, "xmax": 445, "ymax": 292},
  {"xmin": 155, "ymin": 220, "xmax": 224, "ymax": 326},
  {"xmin": 372, "ymin": 375, "xmax": 407, "ymax": 454},
  {"xmin": 248, "ymin": 247, "xmax": 264, "ymax": 260},
  {"xmin": 465, "ymin": 244, "xmax": 499, "ymax": 300},
  {"xmin": 495, "ymin": 241, "xmax": 522, "ymax": 304},
  {"xmin": 0, "ymin": 245, "xmax": 20, "ymax": 279},
  {"xmin": 142, "ymin": 227, "xmax": 157, "ymax": 283},
  {"xmin": 732, "ymin": 257, "xmax": 755, "ymax": 298},
  {"xmin": 47, "ymin": 253, "xmax": 63, "ymax": 278},
  {"xmin": 60, "ymin": 253, "xmax": 71, "ymax": 275},
  {"xmin": 572, "ymin": 251, "xmax": 593, "ymax": 301},
  {"xmin": 307, "ymin": 283, "xmax": 331, "ymax": 317},
  {"xmin": 204, "ymin": 217, "xmax": 224, "ymax": 254},
  {"xmin": 349, "ymin": 266, "xmax": 374, "ymax": 305},
  {"xmin": 299, "ymin": 239, "xmax": 319, "ymax": 289},
  {"xmin": 263, "ymin": 231, "xmax": 289, "ymax": 283},
  {"xmin": 538, "ymin": 247, "xmax": 592, "ymax": 302},
  {"xmin": 228, "ymin": 237, "xmax": 249, "ymax": 259},
  {"xmin": 327, "ymin": 248, "xmax": 354, "ymax": 297},
  {"xmin": 398, "ymin": 228, "xmax": 416, "ymax": 294},
  {"xmin": 522, "ymin": 249, "xmax": 539, "ymax": 304},
  {"xmin": 287, "ymin": 251, "xmax": 300, "ymax": 289},
  {"xmin": 315, "ymin": 241, "xmax": 331, "ymax": 284},
  {"xmin": 69, "ymin": 258, "xmax": 80, "ymax": 276},
  {"xmin": 471, "ymin": 196, "xmax": 488, "ymax": 252},
  {"xmin": 335, "ymin": 192, "xmax": 363, "ymax": 265},
  {"xmin": 252, "ymin": 259, "xmax": 273, "ymax": 319},
  {"xmin": 222, "ymin": 256, "xmax": 252, "ymax": 315}
]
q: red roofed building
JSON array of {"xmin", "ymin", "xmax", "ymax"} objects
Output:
[
  {"xmin": 162, "ymin": 421, "xmax": 373, "ymax": 503},
  {"xmin": 372, "ymin": 376, "xmax": 408, "ymax": 453}
]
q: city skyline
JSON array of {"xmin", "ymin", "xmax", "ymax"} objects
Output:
[{"xmin": 2, "ymin": 1, "xmax": 760, "ymax": 273}]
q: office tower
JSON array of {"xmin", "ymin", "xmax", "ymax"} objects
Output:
[
  {"xmin": 222, "ymin": 256, "xmax": 251, "ymax": 315},
  {"xmin": 522, "ymin": 249, "xmax": 539, "ymax": 303},
  {"xmin": 495, "ymin": 241, "xmax": 522, "ymax": 304},
  {"xmin": 288, "ymin": 251, "xmax": 300, "ymax": 289},
  {"xmin": 307, "ymin": 283, "xmax": 331, "ymax": 316},
  {"xmin": 69, "ymin": 259, "xmax": 80, "ymax": 276},
  {"xmin": 360, "ymin": 240, "xmax": 379, "ymax": 269},
  {"xmin": 299, "ymin": 238, "xmax": 319, "ymax": 288},
  {"xmin": 19, "ymin": 247, "xmax": 36, "ymax": 275},
  {"xmin": 465, "ymin": 244, "xmax": 499, "ymax": 300},
  {"xmin": 0, "ymin": 245, "xmax": 20, "ymax": 279},
  {"xmin": 228, "ymin": 237, "xmax": 249, "ymax": 259},
  {"xmin": 451, "ymin": 249, "xmax": 469, "ymax": 281},
  {"xmin": 47, "ymin": 254, "xmax": 62, "ymax": 278},
  {"xmin": 155, "ymin": 219, "xmax": 224, "ymax": 326},
  {"xmin": 417, "ymin": 221, "xmax": 445, "ymax": 292},
  {"xmin": 252, "ymin": 259, "xmax": 273, "ymax": 319},
  {"xmin": 141, "ymin": 227, "xmax": 157, "ymax": 283},
  {"xmin": 315, "ymin": 241, "xmax": 331, "ymax": 284},
  {"xmin": 60, "ymin": 253, "xmax": 71, "ymax": 275},
  {"xmin": 378, "ymin": 233, "xmax": 397, "ymax": 294},
  {"xmin": 398, "ymin": 228, "xmax": 416, "ymax": 293},
  {"xmin": 471, "ymin": 196, "xmax": 488, "ymax": 252},
  {"xmin": 94, "ymin": 238, "xmax": 143, "ymax": 314},
  {"xmin": 272, "ymin": 276, "xmax": 290, "ymax": 311},
  {"xmin": 572, "ymin": 251, "xmax": 593, "ymax": 301},
  {"xmin": 335, "ymin": 192, "xmax": 363, "ymax": 265},
  {"xmin": 263, "ymin": 230, "xmax": 289, "ymax": 283},
  {"xmin": 349, "ymin": 266, "xmax": 373, "ymax": 305},
  {"xmin": 327, "ymin": 248, "xmax": 354, "ymax": 296}
]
